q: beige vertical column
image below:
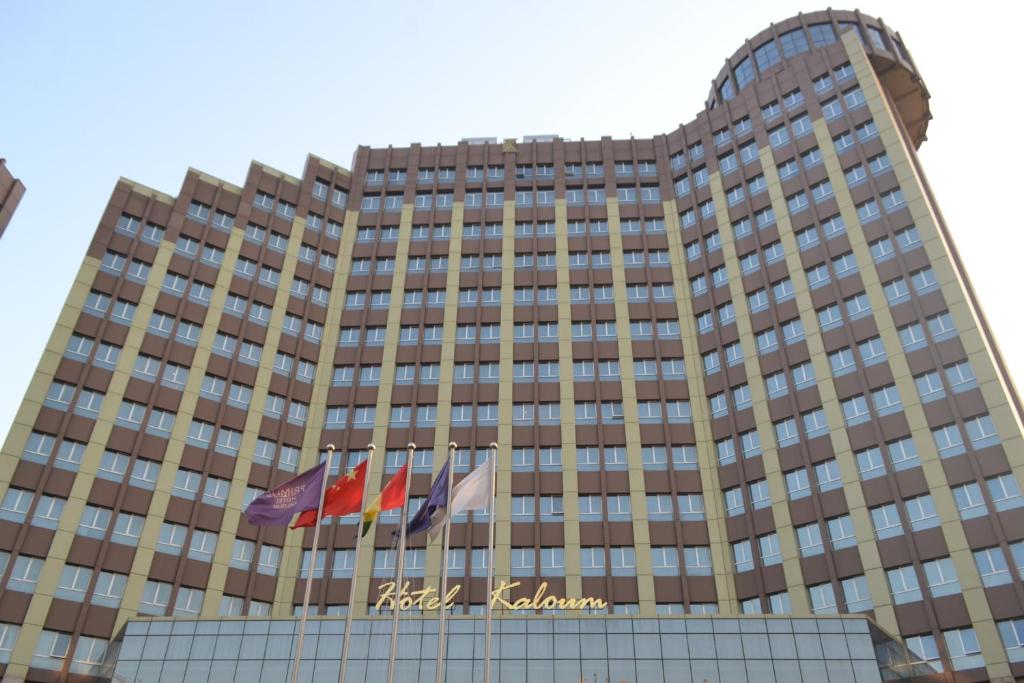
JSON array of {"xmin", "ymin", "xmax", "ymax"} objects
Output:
[
  {"xmin": 188, "ymin": 213, "xmax": 319, "ymax": 617},
  {"xmin": 265, "ymin": 204, "xmax": 360, "ymax": 614},
  {"xmin": 492, "ymin": 199, "xmax": 517, "ymax": 590},
  {"xmin": 819, "ymin": 32, "xmax": 1019, "ymax": 679},
  {"xmin": 423, "ymin": 204, "xmax": 464, "ymax": 597},
  {"xmin": 553, "ymin": 199, "xmax": 582, "ymax": 600},
  {"xmin": 755, "ymin": 148, "xmax": 884, "ymax": 621},
  {"xmin": 0, "ymin": 254, "xmax": 103, "ymax": 495},
  {"xmin": 7, "ymin": 202, "xmax": 185, "ymax": 673},
  {"xmin": 660, "ymin": 201, "xmax": 741, "ymax": 613},
  {"xmin": 605, "ymin": 198, "xmax": 656, "ymax": 614},
  {"xmin": 339, "ymin": 204, "xmax": 416, "ymax": 617},
  {"xmin": 0, "ymin": 255, "xmax": 104, "ymax": 681}
]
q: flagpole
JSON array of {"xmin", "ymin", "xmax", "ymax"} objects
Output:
[
  {"xmin": 483, "ymin": 442, "xmax": 498, "ymax": 683},
  {"xmin": 291, "ymin": 443, "xmax": 334, "ymax": 683},
  {"xmin": 339, "ymin": 443, "xmax": 376, "ymax": 683},
  {"xmin": 434, "ymin": 442, "xmax": 458, "ymax": 683},
  {"xmin": 386, "ymin": 443, "xmax": 416, "ymax": 683}
]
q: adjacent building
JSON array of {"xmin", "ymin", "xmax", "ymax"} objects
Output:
[
  {"xmin": 1, "ymin": 8, "xmax": 1022, "ymax": 682},
  {"xmin": 0, "ymin": 159, "xmax": 25, "ymax": 239}
]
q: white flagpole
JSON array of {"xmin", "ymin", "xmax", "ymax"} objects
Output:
[
  {"xmin": 434, "ymin": 442, "xmax": 457, "ymax": 683},
  {"xmin": 483, "ymin": 442, "xmax": 498, "ymax": 683},
  {"xmin": 339, "ymin": 443, "xmax": 376, "ymax": 683},
  {"xmin": 291, "ymin": 443, "xmax": 334, "ymax": 683},
  {"xmin": 386, "ymin": 443, "xmax": 416, "ymax": 683}
]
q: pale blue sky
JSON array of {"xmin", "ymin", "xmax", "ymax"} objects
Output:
[{"xmin": 1, "ymin": 1, "xmax": 1021, "ymax": 441}]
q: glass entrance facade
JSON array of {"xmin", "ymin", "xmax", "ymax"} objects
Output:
[{"xmin": 102, "ymin": 615, "xmax": 934, "ymax": 682}]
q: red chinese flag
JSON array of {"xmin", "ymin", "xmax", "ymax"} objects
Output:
[{"xmin": 291, "ymin": 460, "xmax": 368, "ymax": 529}]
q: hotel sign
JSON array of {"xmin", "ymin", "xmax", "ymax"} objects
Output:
[{"xmin": 376, "ymin": 580, "xmax": 608, "ymax": 612}]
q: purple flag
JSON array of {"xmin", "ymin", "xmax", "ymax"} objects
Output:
[
  {"xmin": 244, "ymin": 462, "xmax": 326, "ymax": 526},
  {"xmin": 404, "ymin": 459, "xmax": 450, "ymax": 538}
]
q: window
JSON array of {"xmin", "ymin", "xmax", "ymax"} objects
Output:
[
  {"xmin": 536, "ymin": 547, "xmax": 565, "ymax": 577},
  {"xmin": 610, "ymin": 547, "xmax": 636, "ymax": 576},
  {"xmin": 842, "ymin": 395, "xmax": 870, "ymax": 426},
  {"xmin": 988, "ymin": 473, "xmax": 1024, "ymax": 511},
  {"xmin": 6, "ymin": 555, "xmax": 43, "ymax": 594},
  {"xmin": 768, "ymin": 125, "xmax": 790, "ymax": 149},
  {"xmin": 173, "ymin": 587, "xmax": 205, "ymax": 616},
  {"xmin": 887, "ymin": 437, "xmax": 920, "ymax": 471},
  {"xmin": 869, "ymin": 152, "xmax": 893, "ymax": 175},
  {"xmin": 740, "ymin": 430, "xmax": 761, "ymax": 457},
  {"xmin": 678, "ymin": 494, "xmax": 704, "ymax": 521},
  {"xmin": 944, "ymin": 628, "xmax": 983, "ymax": 671},
  {"xmin": 74, "ymin": 389, "xmax": 104, "ymax": 419},
  {"xmin": 115, "ymin": 400, "xmax": 146, "ymax": 430},
  {"xmin": 896, "ymin": 322, "xmax": 927, "ymax": 352},
  {"xmin": 759, "ymin": 533, "xmax": 781, "ymax": 566},
  {"xmin": 716, "ymin": 438, "xmax": 742, "ymax": 469},
  {"xmin": 872, "ymin": 384, "xmax": 902, "ymax": 416},
  {"xmin": 871, "ymin": 503, "xmax": 903, "ymax": 540},
  {"xmin": 684, "ymin": 547, "xmax": 712, "ymax": 576},
  {"xmin": 953, "ymin": 481, "xmax": 987, "ymax": 520},
  {"xmin": 774, "ymin": 417, "xmax": 799, "ymax": 447},
  {"xmin": 796, "ymin": 522, "xmax": 824, "ymax": 556},
  {"xmin": 905, "ymin": 494, "xmax": 939, "ymax": 531},
  {"xmin": 130, "ymin": 458, "xmax": 160, "ymax": 490},
  {"xmin": 843, "ymin": 575, "xmax": 872, "ymax": 612},
  {"xmin": 748, "ymin": 480, "xmax": 770, "ymax": 510},
  {"xmin": 702, "ymin": 351, "xmax": 720, "ymax": 375},
  {"xmin": 111, "ymin": 512, "xmax": 144, "ymax": 545},
  {"xmin": 32, "ymin": 630, "xmax": 71, "ymax": 671},
  {"xmin": 806, "ymin": 263, "xmax": 830, "ymax": 290},
  {"xmin": 139, "ymin": 580, "xmax": 172, "ymax": 615},
  {"xmin": 77, "ymin": 505, "xmax": 111, "ymax": 539},
  {"xmin": 999, "ymin": 619, "xmax": 1024, "ymax": 664},
  {"xmin": 924, "ymin": 557, "xmax": 961, "ymax": 598},
  {"xmin": 772, "ymin": 277, "xmax": 794, "ymax": 302},
  {"xmin": 927, "ymin": 311, "xmax": 958, "ymax": 342},
  {"xmin": 91, "ymin": 571, "xmax": 126, "ymax": 609},
  {"xmin": 188, "ymin": 529, "xmax": 219, "ymax": 563},
  {"xmin": 22, "ymin": 431, "xmax": 56, "ymax": 466},
  {"xmin": 945, "ymin": 361, "xmax": 977, "ymax": 394},
  {"xmin": 27, "ymin": 493, "xmax": 63, "ymax": 530},
  {"xmin": 753, "ymin": 39, "xmax": 781, "ymax": 72},
  {"xmin": 786, "ymin": 468, "xmax": 810, "ymax": 500},
  {"xmin": 827, "ymin": 515, "xmax": 856, "ymax": 550},
  {"xmin": 976, "ymin": 547, "xmax": 1012, "ymax": 587},
  {"xmin": 966, "ymin": 413, "xmax": 1000, "ymax": 450},
  {"xmin": 650, "ymin": 547, "xmax": 680, "ymax": 577},
  {"xmin": 813, "ymin": 459, "xmax": 842, "ymax": 493},
  {"xmin": 723, "ymin": 487, "xmax": 744, "ymax": 517},
  {"xmin": 887, "ymin": 564, "xmax": 923, "ymax": 605}
]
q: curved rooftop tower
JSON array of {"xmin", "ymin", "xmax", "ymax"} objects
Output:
[{"xmin": 0, "ymin": 9, "xmax": 1021, "ymax": 683}]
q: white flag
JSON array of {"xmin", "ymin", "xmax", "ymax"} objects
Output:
[
  {"xmin": 450, "ymin": 457, "xmax": 494, "ymax": 515},
  {"xmin": 428, "ymin": 457, "xmax": 494, "ymax": 541}
]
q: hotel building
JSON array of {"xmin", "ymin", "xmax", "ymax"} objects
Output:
[
  {"xmin": 0, "ymin": 159, "xmax": 25, "ymax": 239},
  {"xmin": 0, "ymin": 8, "xmax": 1021, "ymax": 682}
]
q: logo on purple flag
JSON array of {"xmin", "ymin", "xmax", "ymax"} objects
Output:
[{"xmin": 244, "ymin": 461, "xmax": 326, "ymax": 526}]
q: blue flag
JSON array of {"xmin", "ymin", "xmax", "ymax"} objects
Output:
[
  {"xmin": 244, "ymin": 462, "xmax": 326, "ymax": 526},
  {"xmin": 405, "ymin": 460, "xmax": 450, "ymax": 537}
]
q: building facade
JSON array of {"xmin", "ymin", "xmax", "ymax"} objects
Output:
[
  {"xmin": 0, "ymin": 159, "xmax": 25, "ymax": 239},
  {"xmin": 1, "ymin": 8, "xmax": 1023, "ymax": 682}
]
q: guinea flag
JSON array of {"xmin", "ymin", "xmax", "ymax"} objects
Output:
[
  {"xmin": 361, "ymin": 462, "xmax": 409, "ymax": 537},
  {"xmin": 291, "ymin": 460, "xmax": 368, "ymax": 529}
]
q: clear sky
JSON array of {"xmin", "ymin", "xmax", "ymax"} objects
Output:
[{"xmin": 1, "ymin": 1, "xmax": 1021, "ymax": 442}]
